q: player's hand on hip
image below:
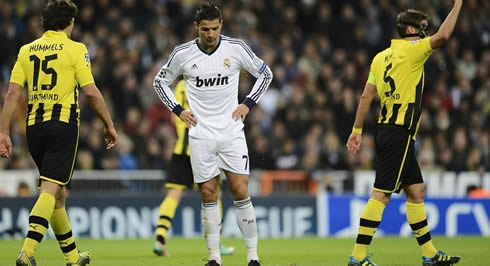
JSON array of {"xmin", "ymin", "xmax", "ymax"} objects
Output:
[
  {"xmin": 0, "ymin": 132, "xmax": 13, "ymax": 158},
  {"xmin": 346, "ymin": 133, "xmax": 362, "ymax": 155},
  {"xmin": 232, "ymin": 104, "xmax": 250, "ymax": 121},
  {"xmin": 104, "ymin": 127, "xmax": 118, "ymax": 150},
  {"xmin": 179, "ymin": 109, "xmax": 197, "ymax": 127}
]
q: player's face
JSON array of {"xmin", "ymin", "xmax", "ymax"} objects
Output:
[{"xmin": 195, "ymin": 19, "xmax": 222, "ymax": 49}]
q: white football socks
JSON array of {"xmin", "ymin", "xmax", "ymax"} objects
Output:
[
  {"xmin": 234, "ymin": 197, "xmax": 259, "ymax": 262},
  {"xmin": 202, "ymin": 201, "xmax": 221, "ymax": 264}
]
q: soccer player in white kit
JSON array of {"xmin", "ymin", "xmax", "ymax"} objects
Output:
[{"xmin": 153, "ymin": 3, "xmax": 272, "ymax": 266}]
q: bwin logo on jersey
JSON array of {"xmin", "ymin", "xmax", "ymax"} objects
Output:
[{"xmin": 196, "ymin": 74, "xmax": 229, "ymax": 87}]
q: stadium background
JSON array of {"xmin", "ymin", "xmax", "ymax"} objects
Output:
[{"xmin": 0, "ymin": 0, "xmax": 489, "ymax": 263}]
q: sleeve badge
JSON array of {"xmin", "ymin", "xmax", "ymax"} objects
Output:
[{"xmin": 84, "ymin": 53, "xmax": 91, "ymax": 66}]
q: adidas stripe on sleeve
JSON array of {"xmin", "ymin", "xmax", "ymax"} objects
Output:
[{"xmin": 229, "ymin": 38, "xmax": 273, "ymax": 109}]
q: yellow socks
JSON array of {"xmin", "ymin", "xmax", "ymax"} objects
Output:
[
  {"xmin": 406, "ymin": 202, "xmax": 437, "ymax": 258},
  {"xmin": 352, "ymin": 199, "xmax": 386, "ymax": 261},
  {"xmin": 51, "ymin": 207, "xmax": 79, "ymax": 264},
  {"xmin": 22, "ymin": 192, "xmax": 56, "ymax": 257},
  {"xmin": 155, "ymin": 196, "xmax": 179, "ymax": 244}
]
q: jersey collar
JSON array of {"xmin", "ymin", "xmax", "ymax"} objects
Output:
[
  {"xmin": 43, "ymin": 30, "xmax": 69, "ymax": 39},
  {"xmin": 391, "ymin": 38, "xmax": 421, "ymax": 47},
  {"xmin": 196, "ymin": 36, "xmax": 221, "ymax": 56}
]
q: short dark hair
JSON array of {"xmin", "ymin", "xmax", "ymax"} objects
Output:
[
  {"xmin": 195, "ymin": 2, "xmax": 222, "ymax": 24},
  {"xmin": 396, "ymin": 9, "xmax": 430, "ymax": 37},
  {"xmin": 41, "ymin": 0, "xmax": 79, "ymax": 31}
]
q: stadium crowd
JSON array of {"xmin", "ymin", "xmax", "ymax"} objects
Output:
[{"xmin": 0, "ymin": 0, "xmax": 488, "ymax": 174}]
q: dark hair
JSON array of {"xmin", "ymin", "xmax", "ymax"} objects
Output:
[
  {"xmin": 41, "ymin": 0, "xmax": 79, "ymax": 31},
  {"xmin": 396, "ymin": 9, "xmax": 430, "ymax": 37},
  {"xmin": 195, "ymin": 2, "xmax": 222, "ymax": 24}
]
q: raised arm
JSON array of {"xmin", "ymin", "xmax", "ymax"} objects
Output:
[{"xmin": 430, "ymin": 0, "xmax": 463, "ymax": 50}]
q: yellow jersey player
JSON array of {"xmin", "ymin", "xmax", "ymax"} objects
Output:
[
  {"xmin": 346, "ymin": 1, "xmax": 463, "ymax": 266},
  {"xmin": 0, "ymin": 1, "xmax": 118, "ymax": 265},
  {"xmin": 153, "ymin": 80, "xmax": 234, "ymax": 257}
]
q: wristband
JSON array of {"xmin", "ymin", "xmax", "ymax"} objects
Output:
[
  {"xmin": 242, "ymin": 97, "xmax": 256, "ymax": 110},
  {"xmin": 172, "ymin": 105, "xmax": 184, "ymax": 117},
  {"xmin": 352, "ymin": 127, "xmax": 363, "ymax": 134}
]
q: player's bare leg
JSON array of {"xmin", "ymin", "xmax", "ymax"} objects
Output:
[
  {"xmin": 404, "ymin": 184, "xmax": 460, "ymax": 265},
  {"xmin": 199, "ymin": 177, "xmax": 222, "ymax": 265},
  {"xmin": 225, "ymin": 171, "xmax": 260, "ymax": 266}
]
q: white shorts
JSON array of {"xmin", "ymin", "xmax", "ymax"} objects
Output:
[{"xmin": 189, "ymin": 131, "xmax": 249, "ymax": 183}]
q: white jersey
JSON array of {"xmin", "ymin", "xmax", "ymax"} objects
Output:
[{"xmin": 154, "ymin": 35, "xmax": 273, "ymax": 139}]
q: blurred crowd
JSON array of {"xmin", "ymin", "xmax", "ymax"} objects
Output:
[{"xmin": 0, "ymin": 0, "xmax": 488, "ymax": 174}]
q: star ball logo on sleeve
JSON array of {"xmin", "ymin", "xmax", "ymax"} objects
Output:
[
  {"xmin": 158, "ymin": 69, "xmax": 166, "ymax": 79},
  {"xmin": 84, "ymin": 53, "xmax": 90, "ymax": 66}
]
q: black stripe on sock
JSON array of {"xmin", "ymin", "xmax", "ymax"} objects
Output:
[
  {"xmin": 410, "ymin": 219, "xmax": 428, "ymax": 231},
  {"xmin": 61, "ymin": 242, "xmax": 77, "ymax": 253},
  {"xmin": 359, "ymin": 218, "xmax": 380, "ymax": 228},
  {"xmin": 416, "ymin": 232, "xmax": 432, "ymax": 245},
  {"xmin": 156, "ymin": 235, "xmax": 165, "ymax": 244},
  {"xmin": 55, "ymin": 230, "xmax": 73, "ymax": 241},
  {"xmin": 234, "ymin": 198, "xmax": 251, "ymax": 208},
  {"xmin": 159, "ymin": 215, "xmax": 172, "ymax": 222},
  {"xmin": 27, "ymin": 231, "xmax": 44, "ymax": 243},
  {"xmin": 202, "ymin": 202, "xmax": 218, "ymax": 208},
  {"xmin": 157, "ymin": 225, "xmax": 169, "ymax": 230},
  {"xmin": 29, "ymin": 215, "xmax": 49, "ymax": 229},
  {"xmin": 356, "ymin": 234, "xmax": 373, "ymax": 245}
]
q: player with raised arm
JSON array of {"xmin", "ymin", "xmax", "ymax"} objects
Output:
[
  {"xmin": 152, "ymin": 80, "xmax": 234, "ymax": 257},
  {"xmin": 153, "ymin": 3, "xmax": 272, "ymax": 266},
  {"xmin": 346, "ymin": 1, "xmax": 463, "ymax": 266},
  {"xmin": 0, "ymin": 1, "xmax": 118, "ymax": 265}
]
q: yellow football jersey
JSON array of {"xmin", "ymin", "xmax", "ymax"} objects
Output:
[
  {"xmin": 10, "ymin": 30, "xmax": 94, "ymax": 127},
  {"xmin": 368, "ymin": 37, "xmax": 432, "ymax": 139},
  {"xmin": 173, "ymin": 80, "xmax": 191, "ymax": 156}
]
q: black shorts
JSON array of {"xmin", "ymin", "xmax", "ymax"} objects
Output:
[
  {"xmin": 374, "ymin": 124, "xmax": 423, "ymax": 193},
  {"xmin": 165, "ymin": 154, "xmax": 194, "ymax": 189},
  {"xmin": 26, "ymin": 120, "xmax": 79, "ymax": 187}
]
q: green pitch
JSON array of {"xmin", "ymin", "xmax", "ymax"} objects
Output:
[{"xmin": 0, "ymin": 237, "xmax": 487, "ymax": 265}]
